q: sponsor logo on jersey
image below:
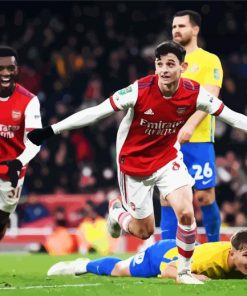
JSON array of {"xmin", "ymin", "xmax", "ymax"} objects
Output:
[
  {"xmin": 140, "ymin": 118, "xmax": 185, "ymax": 136},
  {"xmin": 144, "ymin": 109, "xmax": 154, "ymax": 115},
  {"xmin": 12, "ymin": 110, "xmax": 22, "ymax": 121},
  {"xmin": 0, "ymin": 124, "xmax": 20, "ymax": 138},
  {"xmin": 213, "ymin": 68, "xmax": 220, "ymax": 80},
  {"xmin": 176, "ymin": 106, "xmax": 187, "ymax": 115}
]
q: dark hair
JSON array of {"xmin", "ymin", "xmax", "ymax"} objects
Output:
[
  {"xmin": 231, "ymin": 230, "xmax": 247, "ymax": 251},
  {"xmin": 0, "ymin": 45, "xmax": 18, "ymax": 63},
  {"xmin": 155, "ymin": 41, "xmax": 186, "ymax": 63},
  {"xmin": 173, "ymin": 10, "xmax": 202, "ymax": 28}
]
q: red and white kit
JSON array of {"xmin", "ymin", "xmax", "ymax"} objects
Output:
[
  {"xmin": 0, "ymin": 83, "xmax": 42, "ymax": 213},
  {"xmin": 52, "ymin": 74, "xmax": 246, "ymax": 218},
  {"xmin": 109, "ymin": 75, "xmax": 222, "ymax": 217}
]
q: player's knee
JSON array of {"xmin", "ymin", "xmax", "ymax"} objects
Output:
[
  {"xmin": 142, "ymin": 230, "xmax": 154, "ymax": 240},
  {"xmin": 111, "ymin": 264, "xmax": 122, "ymax": 276},
  {"xmin": 137, "ymin": 227, "xmax": 154, "ymax": 240},
  {"xmin": 112, "ymin": 262, "xmax": 129, "ymax": 276},
  {"xmin": 132, "ymin": 223, "xmax": 154, "ymax": 240},
  {"xmin": 139, "ymin": 232, "xmax": 153, "ymax": 240}
]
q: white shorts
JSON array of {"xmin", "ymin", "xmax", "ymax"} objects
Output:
[
  {"xmin": 0, "ymin": 177, "xmax": 24, "ymax": 213},
  {"xmin": 118, "ymin": 155, "xmax": 194, "ymax": 219}
]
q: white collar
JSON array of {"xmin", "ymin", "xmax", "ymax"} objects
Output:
[{"xmin": 0, "ymin": 96, "xmax": 10, "ymax": 101}]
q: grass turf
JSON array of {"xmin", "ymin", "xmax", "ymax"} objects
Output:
[{"xmin": 0, "ymin": 253, "xmax": 246, "ymax": 296}]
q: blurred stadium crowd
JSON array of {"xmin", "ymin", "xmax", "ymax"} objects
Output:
[{"xmin": 2, "ymin": 1, "xmax": 247, "ymax": 228}]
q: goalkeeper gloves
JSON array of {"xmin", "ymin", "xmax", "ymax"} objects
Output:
[
  {"xmin": 27, "ymin": 126, "xmax": 55, "ymax": 146},
  {"xmin": 0, "ymin": 159, "xmax": 22, "ymax": 187}
]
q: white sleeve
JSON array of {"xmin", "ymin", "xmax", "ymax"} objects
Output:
[
  {"xmin": 197, "ymin": 87, "xmax": 247, "ymax": 131},
  {"xmin": 196, "ymin": 86, "xmax": 224, "ymax": 114},
  {"xmin": 17, "ymin": 96, "xmax": 42, "ymax": 166},
  {"xmin": 52, "ymin": 99, "xmax": 115, "ymax": 134},
  {"xmin": 218, "ymin": 106, "xmax": 247, "ymax": 131},
  {"xmin": 109, "ymin": 81, "xmax": 138, "ymax": 111},
  {"xmin": 24, "ymin": 96, "xmax": 42, "ymax": 130}
]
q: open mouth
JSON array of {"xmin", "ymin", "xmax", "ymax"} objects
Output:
[
  {"xmin": 0, "ymin": 77, "xmax": 11, "ymax": 87},
  {"xmin": 161, "ymin": 75, "xmax": 170, "ymax": 80}
]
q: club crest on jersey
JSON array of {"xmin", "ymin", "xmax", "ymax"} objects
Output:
[
  {"xmin": 176, "ymin": 106, "xmax": 187, "ymax": 115},
  {"xmin": 12, "ymin": 110, "xmax": 22, "ymax": 121}
]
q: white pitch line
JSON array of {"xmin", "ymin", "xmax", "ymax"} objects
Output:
[{"xmin": 0, "ymin": 283, "xmax": 102, "ymax": 290}]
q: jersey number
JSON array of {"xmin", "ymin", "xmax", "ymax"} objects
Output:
[
  {"xmin": 7, "ymin": 187, "xmax": 22, "ymax": 200},
  {"xmin": 192, "ymin": 162, "xmax": 213, "ymax": 180}
]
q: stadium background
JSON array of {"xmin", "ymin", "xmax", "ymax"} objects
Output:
[{"xmin": 1, "ymin": 1, "xmax": 247, "ymax": 253}]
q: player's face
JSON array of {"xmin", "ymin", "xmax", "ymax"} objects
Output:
[
  {"xmin": 0, "ymin": 56, "xmax": 18, "ymax": 97},
  {"xmin": 172, "ymin": 15, "xmax": 197, "ymax": 46},
  {"xmin": 155, "ymin": 53, "xmax": 187, "ymax": 85},
  {"xmin": 232, "ymin": 249, "xmax": 247, "ymax": 275}
]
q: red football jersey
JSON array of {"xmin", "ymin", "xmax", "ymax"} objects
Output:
[
  {"xmin": 110, "ymin": 74, "xmax": 222, "ymax": 176},
  {"xmin": 0, "ymin": 83, "xmax": 41, "ymax": 179}
]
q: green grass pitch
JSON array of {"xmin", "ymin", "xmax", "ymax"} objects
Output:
[{"xmin": 0, "ymin": 253, "xmax": 246, "ymax": 296}]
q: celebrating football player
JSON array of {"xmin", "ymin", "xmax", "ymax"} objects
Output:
[
  {"xmin": 0, "ymin": 46, "xmax": 42, "ymax": 240},
  {"xmin": 28, "ymin": 41, "xmax": 247, "ymax": 284}
]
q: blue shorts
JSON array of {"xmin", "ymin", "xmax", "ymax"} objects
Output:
[
  {"xmin": 181, "ymin": 142, "xmax": 216, "ymax": 190},
  {"xmin": 129, "ymin": 240, "xmax": 177, "ymax": 277}
]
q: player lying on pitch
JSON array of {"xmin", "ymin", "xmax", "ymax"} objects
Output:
[{"xmin": 47, "ymin": 230, "xmax": 247, "ymax": 282}]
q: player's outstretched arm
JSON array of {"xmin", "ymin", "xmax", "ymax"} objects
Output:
[
  {"xmin": 217, "ymin": 106, "xmax": 247, "ymax": 131},
  {"xmin": 28, "ymin": 99, "xmax": 115, "ymax": 146},
  {"xmin": 196, "ymin": 87, "xmax": 247, "ymax": 131}
]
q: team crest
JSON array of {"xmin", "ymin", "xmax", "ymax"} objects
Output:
[
  {"xmin": 12, "ymin": 110, "xmax": 22, "ymax": 121},
  {"xmin": 176, "ymin": 106, "xmax": 187, "ymax": 115}
]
